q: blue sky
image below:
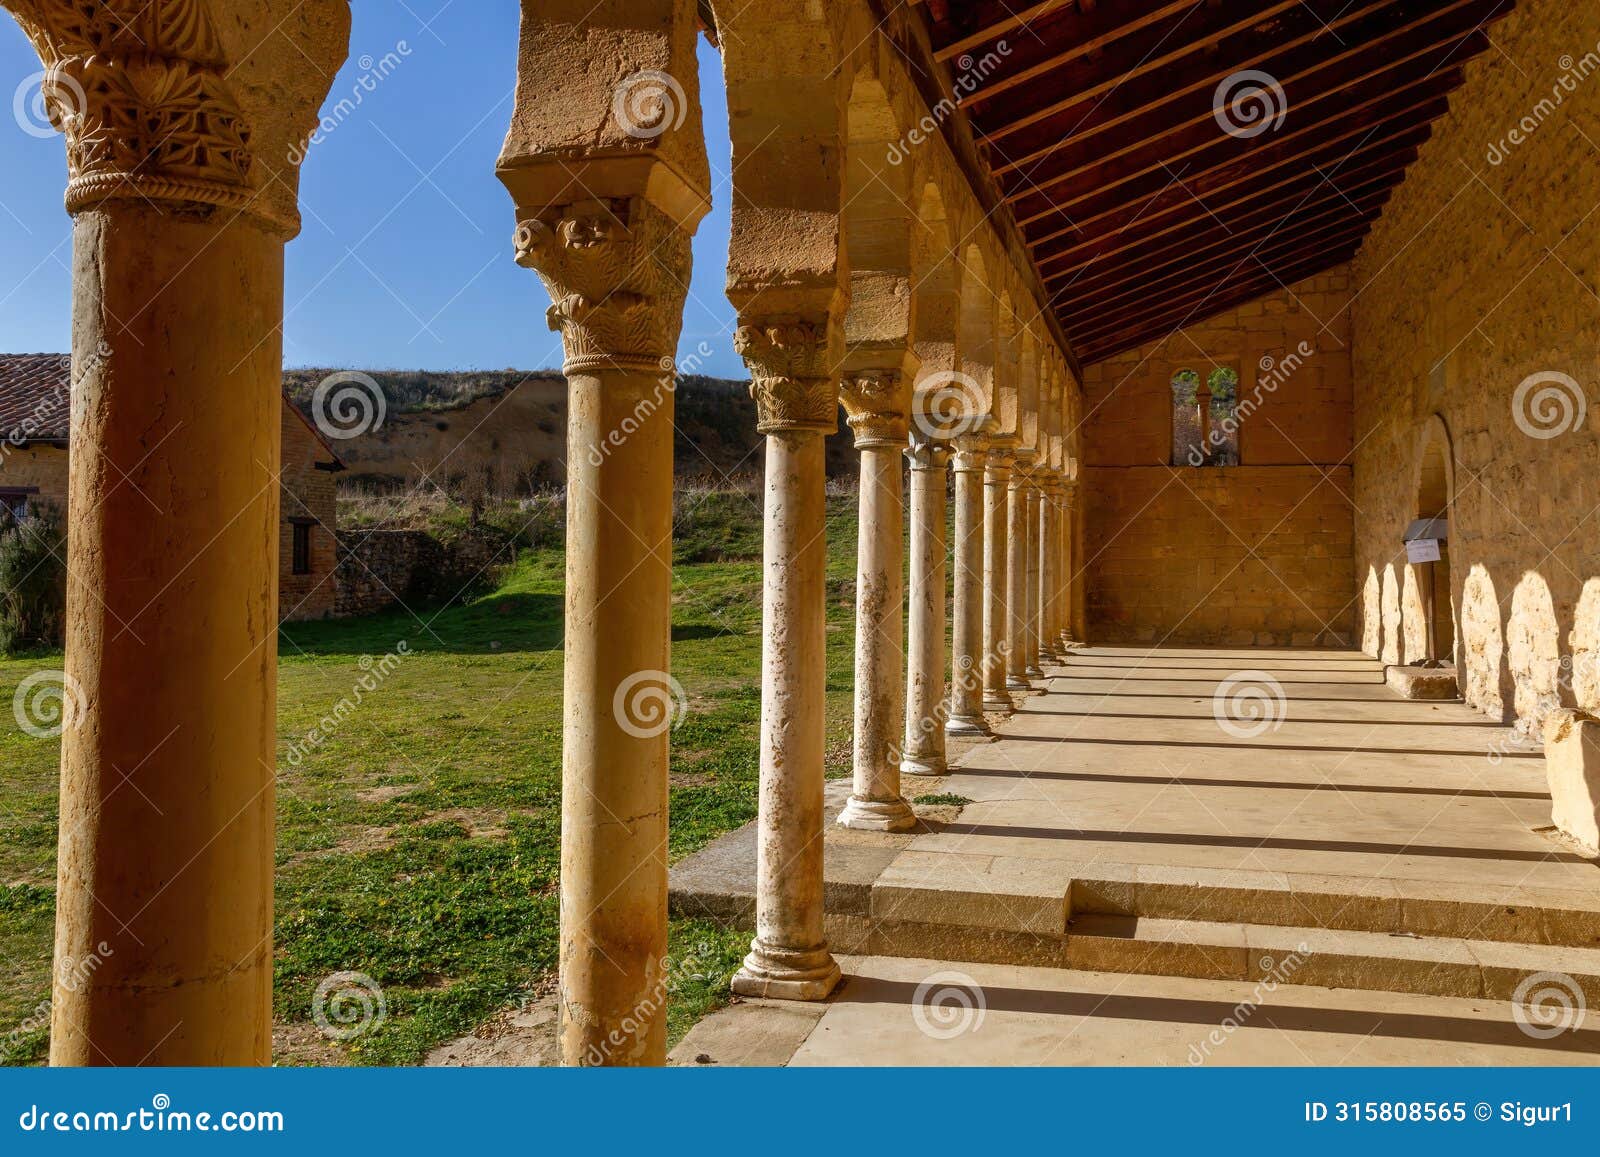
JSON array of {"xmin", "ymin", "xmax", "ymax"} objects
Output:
[{"xmin": 0, "ymin": 2, "xmax": 746, "ymax": 377}]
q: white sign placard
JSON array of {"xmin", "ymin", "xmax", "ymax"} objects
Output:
[{"xmin": 1406, "ymin": 538, "xmax": 1441, "ymax": 565}]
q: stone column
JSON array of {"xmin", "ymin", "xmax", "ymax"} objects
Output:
[
  {"xmin": 947, "ymin": 431, "xmax": 992, "ymax": 736},
  {"xmin": 1007, "ymin": 452, "xmax": 1035, "ymax": 693},
  {"xmin": 497, "ymin": 0, "xmax": 711, "ymax": 1065},
  {"xmin": 513, "ymin": 199, "xmax": 698, "ymax": 1065},
  {"xmin": 12, "ymin": 0, "xmax": 348, "ymax": 1067},
  {"xmin": 1025, "ymin": 483, "xmax": 1045, "ymax": 679},
  {"xmin": 1065, "ymin": 482, "xmax": 1087, "ymax": 647},
  {"xmin": 904, "ymin": 428, "xmax": 952, "ymax": 772},
  {"xmin": 732, "ymin": 319, "xmax": 842, "ymax": 1001},
  {"xmin": 1039, "ymin": 479, "xmax": 1061, "ymax": 667},
  {"xmin": 839, "ymin": 374, "xmax": 916, "ymax": 830},
  {"xmin": 983, "ymin": 438, "xmax": 1017, "ymax": 715}
]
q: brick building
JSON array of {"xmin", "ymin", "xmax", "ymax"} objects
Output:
[{"xmin": 0, "ymin": 354, "xmax": 344, "ymax": 622}]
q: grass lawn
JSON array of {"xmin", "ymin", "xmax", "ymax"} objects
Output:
[{"xmin": 0, "ymin": 488, "xmax": 865, "ymax": 1066}]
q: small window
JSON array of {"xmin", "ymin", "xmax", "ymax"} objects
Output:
[
  {"xmin": 291, "ymin": 520, "xmax": 313, "ymax": 576},
  {"xmin": 1170, "ymin": 370, "xmax": 1203, "ymax": 466},
  {"xmin": 0, "ymin": 488, "xmax": 37, "ymax": 524},
  {"xmin": 1170, "ymin": 366, "xmax": 1240, "ymax": 467}
]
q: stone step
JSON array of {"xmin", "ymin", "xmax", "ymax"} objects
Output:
[
  {"xmin": 1067, "ymin": 863, "xmax": 1600, "ymax": 948},
  {"xmin": 1062, "ymin": 914, "xmax": 1600, "ymax": 1004}
]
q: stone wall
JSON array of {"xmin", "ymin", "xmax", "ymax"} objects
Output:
[
  {"xmin": 1080, "ymin": 271, "xmax": 1357, "ymax": 646},
  {"xmin": 279, "ymin": 405, "xmax": 340, "ymax": 622},
  {"xmin": 334, "ymin": 528, "xmax": 509, "ymax": 618},
  {"xmin": 1349, "ymin": 1, "xmax": 1600, "ymax": 737}
]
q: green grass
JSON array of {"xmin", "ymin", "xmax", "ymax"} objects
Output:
[
  {"xmin": 912, "ymin": 793, "xmax": 972, "ymax": 807},
  {"xmin": 0, "ymin": 491, "xmax": 864, "ymax": 1066}
]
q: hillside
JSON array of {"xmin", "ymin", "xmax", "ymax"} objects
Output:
[{"xmin": 284, "ymin": 369, "xmax": 858, "ymax": 491}]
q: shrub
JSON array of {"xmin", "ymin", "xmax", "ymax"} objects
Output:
[{"xmin": 0, "ymin": 504, "xmax": 66, "ymax": 653}]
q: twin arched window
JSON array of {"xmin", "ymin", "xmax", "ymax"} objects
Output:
[{"xmin": 1171, "ymin": 367, "xmax": 1240, "ymax": 467}]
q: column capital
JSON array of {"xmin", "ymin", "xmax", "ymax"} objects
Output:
[
  {"xmin": 515, "ymin": 197, "xmax": 692, "ymax": 375},
  {"xmin": 841, "ymin": 372, "xmax": 911, "ymax": 449},
  {"xmin": 6, "ymin": 0, "xmax": 348, "ymax": 237},
  {"xmin": 985, "ymin": 438, "xmax": 1016, "ymax": 482},
  {"xmin": 736, "ymin": 316, "xmax": 842, "ymax": 435},
  {"xmin": 1010, "ymin": 448, "xmax": 1038, "ymax": 488},
  {"xmin": 950, "ymin": 433, "xmax": 988, "ymax": 475},
  {"xmin": 906, "ymin": 425, "xmax": 952, "ymax": 471}
]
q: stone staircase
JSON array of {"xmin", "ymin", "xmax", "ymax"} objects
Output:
[{"xmin": 669, "ymin": 787, "xmax": 1600, "ymax": 1007}]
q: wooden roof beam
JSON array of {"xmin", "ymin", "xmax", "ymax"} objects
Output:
[
  {"xmin": 1031, "ymin": 123, "xmax": 1431, "ymax": 266},
  {"xmin": 1048, "ymin": 181, "xmax": 1395, "ymax": 297},
  {"xmin": 987, "ymin": 0, "xmax": 1505, "ymax": 177},
  {"xmin": 1007, "ymin": 52, "xmax": 1466, "ymax": 227}
]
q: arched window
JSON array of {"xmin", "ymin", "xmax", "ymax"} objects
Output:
[
  {"xmin": 1170, "ymin": 369, "xmax": 1202, "ymax": 466},
  {"xmin": 1170, "ymin": 366, "xmax": 1240, "ymax": 466}
]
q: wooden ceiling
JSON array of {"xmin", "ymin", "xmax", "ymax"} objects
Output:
[{"xmin": 916, "ymin": 0, "xmax": 1514, "ymax": 364}]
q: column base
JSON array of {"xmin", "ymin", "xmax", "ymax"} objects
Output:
[
  {"xmin": 1006, "ymin": 675, "xmax": 1033, "ymax": 692},
  {"xmin": 731, "ymin": 939, "xmax": 842, "ymax": 1002},
  {"xmin": 1036, "ymin": 649, "xmax": 1057, "ymax": 668},
  {"xmin": 982, "ymin": 692, "xmax": 1015, "ymax": 715},
  {"xmin": 945, "ymin": 714, "xmax": 992, "ymax": 738},
  {"xmin": 900, "ymin": 752, "xmax": 948, "ymax": 775},
  {"xmin": 837, "ymin": 794, "xmax": 917, "ymax": 832},
  {"xmin": 1026, "ymin": 662, "xmax": 1045, "ymax": 678},
  {"xmin": 1060, "ymin": 636, "xmax": 1085, "ymax": 649}
]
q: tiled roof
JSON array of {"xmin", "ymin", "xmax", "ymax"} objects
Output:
[
  {"xmin": 0, "ymin": 354, "xmax": 72, "ymax": 442},
  {"xmin": 0, "ymin": 355, "xmax": 344, "ymax": 469}
]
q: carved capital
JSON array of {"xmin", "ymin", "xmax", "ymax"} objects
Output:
[
  {"xmin": 985, "ymin": 438, "xmax": 1015, "ymax": 484},
  {"xmin": 1010, "ymin": 448, "xmax": 1038, "ymax": 490},
  {"xmin": 905, "ymin": 426, "xmax": 951, "ymax": 472},
  {"xmin": 840, "ymin": 372, "xmax": 910, "ymax": 449},
  {"xmin": 514, "ymin": 198, "xmax": 691, "ymax": 375},
  {"xmin": 8, "ymin": 0, "xmax": 268, "ymax": 225},
  {"xmin": 736, "ymin": 317, "xmax": 840, "ymax": 435},
  {"xmin": 950, "ymin": 433, "xmax": 988, "ymax": 476}
]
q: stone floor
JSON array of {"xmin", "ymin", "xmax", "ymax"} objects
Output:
[
  {"xmin": 670, "ymin": 646, "xmax": 1600, "ymax": 1065},
  {"xmin": 672, "ymin": 955, "xmax": 1600, "ymax": 1066},
  {"xmin": 928, "ymin": 646, "xmax": 1590, "ymax": 896}
]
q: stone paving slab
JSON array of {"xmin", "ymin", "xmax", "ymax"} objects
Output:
[{"xmin": 781, "ymin": 956, "xmax": 1600, "ymax": 1066}]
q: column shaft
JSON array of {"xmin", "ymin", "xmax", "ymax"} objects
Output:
[
  {"xmin": 982, "ymin": 450, "xmax": 1015, "ymax": 714},
  {"xmin": 1040, "ymin": 486, "xmax": 1059, "ymax": 665},
  {"xmin": 1006, "ymin": 467, "xmax": 1032, "ymax": 692},
  {"xmin": 736, "ymin": 431, "xmax": 841, "ymax": 998},
  {"xmin": 947, "ymin": 442, "xmax": 990, "ymax": 735},
  {"xmin": 51, "ymin": 208, "xmax": 282, "ymax": 1066},
  {"xmin": 903, "ymin": 437, "xmax": 950, "ymax": 771},
  {"xmin": 1025, "ymin": 486, "xmax": 1044, "ymax": 678},
  {"xmin": 840, "ymin": 442, "xmax": 914, "ymax": 829},
  {"xmin": 560, "ymin": 365, "xmax": 675, "ymax": 1065}
]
